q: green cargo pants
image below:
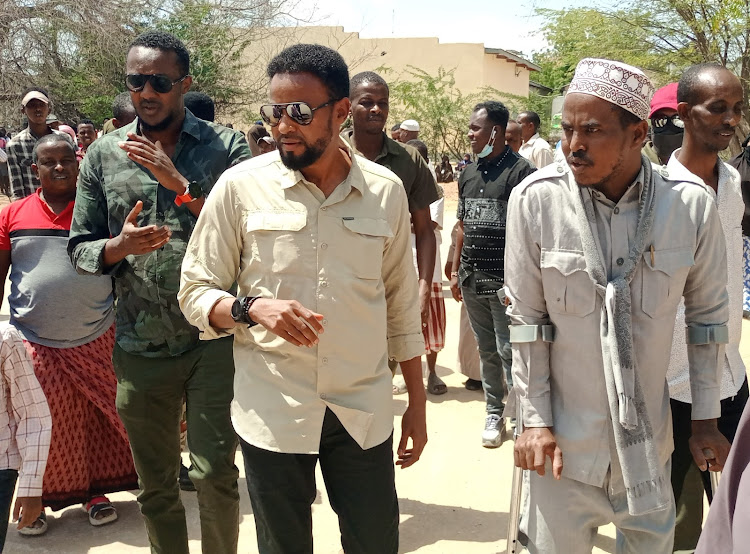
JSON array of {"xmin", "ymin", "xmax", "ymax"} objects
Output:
[{"xmin": 113, "ymin": 336, "xmax": 239, "ymax": 554}]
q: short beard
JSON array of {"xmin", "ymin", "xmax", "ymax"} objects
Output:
[
  {"xmin": 139, "ymin": 111, "xmax": 176, "ymax": 133},
  {"xmin": 277, "ymin": 117, "xmax": 333, "ymax": 171}
]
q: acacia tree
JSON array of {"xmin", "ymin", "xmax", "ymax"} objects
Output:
[
  {"xmin": 0, "ymin": 0, "xmax": 308, "ymax": 129},
  {"xmin": 535, "ymin": 2, "xmax": 750, "ymax": 153}
]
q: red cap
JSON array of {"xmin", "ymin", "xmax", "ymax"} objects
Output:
[{"xmin": 649, "ymin": 82, "xmax": 678, "ymax": 118}]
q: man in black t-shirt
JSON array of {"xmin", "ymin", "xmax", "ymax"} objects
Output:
[{"xmin": 449, "ymin": 101, "xmax": 535, "ymax": 448}]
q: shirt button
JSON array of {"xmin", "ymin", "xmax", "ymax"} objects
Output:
[
  {"xmin": 322, "ymin": 357, "xmax": 328, "ymax": 364},
  {"xmin": 557, "ymin": 165, "xmax": 564, "ymax": 174},
  {"xmin": 479, "ymin": 189, "xmax": 484, "ymax": 193},
  {"xmin": 614, "ymin": 207, "xmax": 620, "ymax": 214},
  {"xmin": 321, "ymin": 281, "xmax": 328, "ymax": 288},
  {"xmin": 320, "ymin": 393, "xmax": 327, "ymax": 400},
  {"xmin": 321, "ymin": 243, "xmax": 328, "ymax": 250},
  {"xmin": 616, "ymin": 258, "xmax": 624, "ymax": 266},
  {"xmin": 483, "ymin": 171, "xmax": 488, "ymax": 175},
  {"xmin": 322, "ymin": 319, "xmax": 328, "ymax": 326},
  {"xmin": 321, "ymin": 206, "xmax": 327, "ymax": 211}
]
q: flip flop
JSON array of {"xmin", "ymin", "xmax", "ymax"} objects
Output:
[
  {"xmin": 17, "ymin": 512, "xmax": 47, "ymax": 536},
  {"xmin": 427, "ymin": 372, "xmax": 447, "ymax": 395},
  {"xmin": 85, "ymin": 496, "xmax": 118, "ymax": 527}
]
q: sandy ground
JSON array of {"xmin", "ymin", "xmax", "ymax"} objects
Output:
[{"xmin": 1, "ymin": 190, "xmax": 743, "ymax": 553}]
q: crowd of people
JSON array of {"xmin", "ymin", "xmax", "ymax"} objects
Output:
[{"xmin": 0, "ymin": 27, "xmax": 749, "ymax": 554}]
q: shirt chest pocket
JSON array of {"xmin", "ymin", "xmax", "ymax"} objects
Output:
[
  {"xmin": 540, "ymin": 250, "xmax": 596, "ymax": 317},
  {"xmin": 640, "ymin": 247, "xmax": 694, "ymax": 319},
  {"xmin": 340, "ymin": 218, "xmax": 393, "ymax": 280},
  {"xmin": 245, "ymin": 211, "xmax": 307, "ymax": 273}
]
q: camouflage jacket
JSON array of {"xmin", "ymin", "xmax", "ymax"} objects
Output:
[{"xmin": 68, "ymin": 110, "xmax": 251, "ymax": 357}]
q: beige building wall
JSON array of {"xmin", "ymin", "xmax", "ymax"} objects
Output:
[{"xmin": 234, "ymin": 26, "xmax": 535, "ymax": 126}]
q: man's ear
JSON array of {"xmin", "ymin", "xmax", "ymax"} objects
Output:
[
  {"xmin": 677, "ymin": 102, "xmax": 690, "ymax": 123},
  {"xmin": 31, "ymin": 163, "xmax": 39, "ymax": 178},
  {"xmin": 335, "ymin": 98, "xmax": 351, "ymax": 124},
  {"xmin": 631, "ymin": 119, "xmax": 649, "ymax": 149}
]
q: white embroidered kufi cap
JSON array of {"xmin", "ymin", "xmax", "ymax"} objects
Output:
[{"xmin": 568, "ymin": 58, "xmax": 655, "ymax": 121}]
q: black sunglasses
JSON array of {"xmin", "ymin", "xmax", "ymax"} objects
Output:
[
  {"xmin": 651, "ymin": 113, "xmax": 684, "ymax": 129},
  {"xmin": 259, "ymin": 100, "xmax": 337, "ymax": 126},
  {"xmin": 126, "ymin": 74, "xmax": 188, "ymax": 94}
]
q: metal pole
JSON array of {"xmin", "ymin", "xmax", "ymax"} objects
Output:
[{"xmin": 506, "ymin": 412, "xmax": 524, "ymax": 554}]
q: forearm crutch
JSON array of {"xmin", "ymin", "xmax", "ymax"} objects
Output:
[
  {"xmin": 703, "ymin": 447, "xmax": 721, "ymax": 503},
  {"xmin": 506, "ymin": 412, "xmax": 524, "ymax": 554}
]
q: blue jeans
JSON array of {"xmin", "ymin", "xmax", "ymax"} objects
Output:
[
  {"xmin": 0, "ymin": 469, "xmax": 18, "ymax": 552},
  {"xmin": 462, "ymin": 287, "xmax": 512, "ymax": 415}
]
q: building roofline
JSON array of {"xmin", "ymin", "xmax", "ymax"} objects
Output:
[{"xmin": 484, "ymin": 48, "xmax": 540, "ymax": 72}]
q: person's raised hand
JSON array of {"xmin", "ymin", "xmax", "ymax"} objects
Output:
[{"xmin": 119, "ymin": 133, "xmax": 187, "ymax": 193}]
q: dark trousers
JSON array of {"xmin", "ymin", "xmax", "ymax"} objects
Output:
[
  {"xmin": 0, "ymin": 469, "xmax": 18, "ymax": 553},
  {"xmin": 239, "ymin": 408, "xmax": 399, "ymax": 554},
  {"xmin": 113, "ymin": 336, "xmax": 239, "ymax": 554},
  {"xmin": 670, "ymin": 377, "xmax": 749, "ymax": 552}
]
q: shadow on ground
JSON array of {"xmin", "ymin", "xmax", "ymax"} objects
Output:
[{"xmin": 398, "ymin": 497, "xmax": 505, "ymax": 552}]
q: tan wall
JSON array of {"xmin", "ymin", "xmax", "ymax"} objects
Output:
[{"xmin": 234, "ymin": 26, "xmax": 533, "ymax": 127}]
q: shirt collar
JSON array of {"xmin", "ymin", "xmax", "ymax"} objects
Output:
[
  {"xmin": 666, "ymin": 148, "xmax": 723, "ymax": 199},
  {"xmin": 477, "ymin": 145, "xmax": 512, "ymax": 167},
  {"xmin": 524, "ymin": 132, "xmax": 540, "ymax": 145},
  {"xmin": 588, "ymin": 166, "xmax": 645, "ymax": 208}
]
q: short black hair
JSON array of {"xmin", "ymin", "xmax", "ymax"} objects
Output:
[
  {"xmin": 129, "ymin": 30, "xmax": 190, "ymax": 76},
  {"xmin": 184, "ymin": 91, "xmax": 215, "ymax": 122},
  {"xmin": 267, "ymin": 44, "xmax": 349, "ymax": 101},
  {"xmin": 112, "ymin": 91, "xmax": 134, "ymax": 120},
  {"xmin": 391, "ymin": 123, "xmax": 401, "ymax": 132},
  {"xmin": 519, "ymin": 110, "xmax": 541, "ymax": 131},
  {"xmin": 406, "ymin": 139, "xmax": 429, "ymax": 161},
  {"xmin": 350, "ymin": 71, "xmax": 389, "ymax": 97},
  {"xmin": 611, "ymin": 105, "xmax": 642, "ymax": 129},
  {"xmin": 32, "ymin": 133, "xmax": 76, "ymax": 163},
  {"xmin": 677, "ymin": 63, "xmax": 726, "ymax": 105},
  {"xmin": 77, "ymin": 119, "xmax": 95, "ymax": 131},
  {"xmin": 473, "ymin": 101, "xmax": 509, "ymax": 130}
]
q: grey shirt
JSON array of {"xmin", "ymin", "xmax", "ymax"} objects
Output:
[{"xmin": 505, "ymin": 161, "xmax": 728, "ymax": 487}]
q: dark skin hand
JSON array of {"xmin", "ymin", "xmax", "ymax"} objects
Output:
[
  {"xmin": 119, "ymin": 132, "xmax": 204, "ymax": 217},
  {"xmin": 514, "ymin": 427, "xmax": 563, "ymax": 479},
  {"xmin": 103, "ymin": 200, "xmax": 171, "ymax": 267},
  {"xmin": 690, "ymin": 419, "xmax": 730, "ymax": 471},
  {"xmin": 13, "ymin": 497, "xmax": 43, "ymax": 529}
]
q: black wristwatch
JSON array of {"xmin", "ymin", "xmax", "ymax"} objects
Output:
[{"xmin": 231, "ymin": 296, "xmax": 259, "ymax": 327}]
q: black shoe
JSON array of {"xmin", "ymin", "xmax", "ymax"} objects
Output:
[
  {"xmin": 464, "ymin": 378, "xmax": 483, "ymax": 391},
  {"xmin": 179, "ymin": 463, "xmax": 196, "ymax": 492}
]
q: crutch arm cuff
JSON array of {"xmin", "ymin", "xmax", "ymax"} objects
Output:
[
  {"xmin": 685, "ymin": 325, "xmax": 729, "ymax": 345},
  {"xmin": 510, "ymin": 324, "xmax": 555, "ymax": 343}
]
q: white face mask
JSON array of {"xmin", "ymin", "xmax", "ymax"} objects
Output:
[{"xmin": 477, "ymin": 126, "xmax": 497, "ymax": 158}]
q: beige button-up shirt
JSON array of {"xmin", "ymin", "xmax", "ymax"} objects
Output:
[
  {"xmin": 505, "ymin": 161, "xmax": 728, "ymax": 487},
  {"xmin": 518, "ymin": 133, "xmax": 554, "ymax": 169},
  {"xmin": 666, "ymin": 152, "xmax": 745, "ymax": 403},
  {"xmin": 179, "ymin": 149, "xmax": 424, "ymax": 453}
]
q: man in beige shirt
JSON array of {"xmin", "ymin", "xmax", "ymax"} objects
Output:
[
  {"xmin": 518, "ymin": 110, "xmax": 553, "ymax": 168},
  {"xmin": 506, "ymin": 58, "xmax": 730, "ymax": 553},
  {"xmin": 179, "ymin": 44, "xmax": 427, "ymax": 554}
]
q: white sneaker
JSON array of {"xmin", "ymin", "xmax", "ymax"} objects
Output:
[{"xmin": 482, "ymin": 414, "xmax": 505, "ymax": 448}]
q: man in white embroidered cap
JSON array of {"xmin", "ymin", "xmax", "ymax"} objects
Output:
[{"xmin": 503, "ymin": 57, "xmax": 731, "ymax": 553}]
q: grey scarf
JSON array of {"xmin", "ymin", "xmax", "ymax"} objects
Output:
[{"xmin": 570, "ymin": 154, "xmax": 671, "ymax": 515}]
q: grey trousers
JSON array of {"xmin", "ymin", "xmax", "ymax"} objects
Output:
[{"xmin": 521, "ymin": 461, "xmax": 675, "ymax": 554}]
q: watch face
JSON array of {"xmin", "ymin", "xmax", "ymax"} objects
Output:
[
  {"xmin": 231, "ymin": 298, "xmax": 244, "ymax": 321},
  {"xmin": 189, "ymin": 181, "xmax": 204, "ymax": 199}
]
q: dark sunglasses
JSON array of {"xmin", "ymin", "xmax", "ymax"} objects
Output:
[
  {"xmin": 651, "ymin": 113, "xmax": 684, "ymax": 129},
  {"xmin": 125, "ymin": 74, "xmax": 188, "ymax": 94},
  {"xmin": 259, "ymin": 100, "xmax": 337, "ymax": 126}
]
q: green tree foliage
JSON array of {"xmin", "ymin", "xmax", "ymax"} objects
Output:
[
  {"xmin": 534, "ymin": 2, "xmax": 750, "ymax": 151},
  {"xmin": 0, "ymin": 0, "xmax": 305, "ymax": 129}
]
